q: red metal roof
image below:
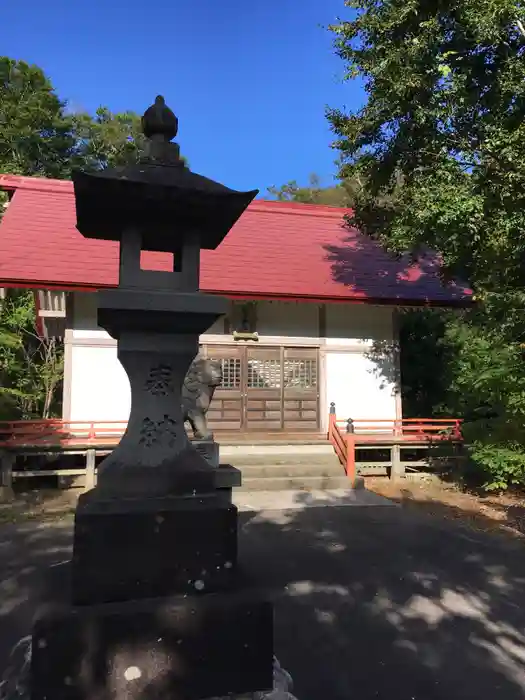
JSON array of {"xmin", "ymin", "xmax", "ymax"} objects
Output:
[{"xmin": 0, "ymin": 174, "xmax": 470, "ymax": 305}]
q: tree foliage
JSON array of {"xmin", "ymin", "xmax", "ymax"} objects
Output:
[
  {"xmin": 0, "ymin": 57, "xmax": 146, "ymax": 421},
  {"xmin": 267, "ymin": 173, "xmax": 355, "ymax": 206},
  {"xmin": 0, "ymin": 57, "xmax": 144, "ymax": 179},
  {"xmin": 0, "ymin": 58, "xmax": 76, "ymax": 178},
  {"xmin": 328, "ymin": 0, "xmax": 525, "ymax": 489},
  {"xmin": 328, "ymin": 0, "xmax": 525, "ymax": 290},
  {"xmin": 0, "ymin": 291, "xmax": 63, "ymax": 420}
]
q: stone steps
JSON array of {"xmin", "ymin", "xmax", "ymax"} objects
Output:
[
  {"xmin": 238, "ymin": 475, "xmax": 351, "ymax": 492},
  {"xmin": 226, "ymin": 453, "xmax": 342, "ymax": 468},
  {"xmin": 219, "ymin": 442, "xmax": 349, "ymax": 492},
  {"xmin": 234, "ymin": 463, "xmax": 344, "ymax": 479}
]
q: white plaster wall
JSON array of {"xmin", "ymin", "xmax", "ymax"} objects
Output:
[
  {"xmin": 69, "ymin": 344, "xmax": 398, "ymax": 424},
  {"xmin": 325, "ymin": 304, "xmax": 394, "ymax": 346},
  {"xmin": 256, "ymin": 300, "xmax": 319, "ymax": 338},
  {"xmin": 66, "ymin": 293, "xmax": 399, "ymax": 425},
  {"xmin": 71, "ymin": 293, "xmax": 110, "ymax": 340},
  {"xmin": 325, "ymin": 351, "xmax": 397, "ymax": 424},
  {"xmin": 70, "ymin": 345, "xmax": 130, "ymax": 421},
  {"xmin": 71, "ymin": 294, "xmax": 395, "ymax": 345},
  {"xmin": 71, "ymin": 292, "xmax": 227, "ymax": 338}
]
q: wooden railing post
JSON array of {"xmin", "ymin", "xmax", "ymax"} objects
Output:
[
  {"xmin": 345, "ymin": 434, "xmax": 356, "ymax": 483},
  {"xmin": 346, "ymin": 418, "xmax": 354, "ymax": 434},
  {"xmin": 391, "ymin": 443, "xmax": 403, "ymax": 481},
  {"xmin": 0, "ymin": 450, "xmax": 14, "ymax": 502},
  {"xmin": 85, "ymin": 449, "xmax": 97, "ymax": 491},
  {"xmin": 328, "ymin": 402, "xmax": 336, "ymax": 440}
]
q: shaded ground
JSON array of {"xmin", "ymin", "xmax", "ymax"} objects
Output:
[
  {"xmin": 0, "ymin": 520, "xmax": 72, "ymax": 676},
  {"xmin": 0, "ymin": 490, "xmax": 76, "ymax": 524},
  {"xmin": 3, "ymin": 480, "xmax": 525, "ymax": 536},
  {"xmin": 1, "ymin": 491, "xmax": 525, "ymax": 700},
  {"xmin": 370, "ymin": 479, "xmax": 525, "ymax": 537}
]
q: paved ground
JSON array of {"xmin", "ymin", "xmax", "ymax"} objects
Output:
[
  {"xmin": 233, "ymin": 487, "xmax": 395, "ymax": 510},
  {"xmin": 1, "ymin": 497, "xmax": 525, "ymax": 700}
]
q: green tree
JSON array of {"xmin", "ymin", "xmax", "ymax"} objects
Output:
[
  {"xmin": 267, "ymin": 173, "xmax": 356, "ymax": 206},
  {"xmin": 0, "ymin": 57, "xmax": 76, "ymax": 178},
  {"xmin": 0, "ymin": 57, "xmax": 144, "ymax": 178},
  {"xmin": 328, "ymin": 0, "xmax": 525, "ymax": 289},
  {"xmin": 328, "ymin": 0, "xmax": 525, "ymax": 489},
  {"xmin": 0, "ymin": 291, "xmax": 63, "ymax": 420},
  {"xmin": 70, "ymin": 107, "xmax": 145, "ymax": 172},
  {"xmin": 0, "ymin": 57, "xmax": 146, "ymax": 422}
]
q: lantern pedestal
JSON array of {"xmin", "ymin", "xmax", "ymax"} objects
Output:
[
  {"xmin": 31, "ymin": 590, "xmax": 273, "ymax": 700},
  {"xmin": 92, "ymin": 289, "xmax": 228, "ymax": 499},
  {"xmin": 71, "ymin": 493, "xmax": 239, "ymax": 606}
]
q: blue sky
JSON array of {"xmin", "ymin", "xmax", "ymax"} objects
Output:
[{"xmin": 2, "ymin": 0, "xmax": 364, "ymax": 194}]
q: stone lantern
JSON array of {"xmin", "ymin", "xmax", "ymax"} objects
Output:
[
  {"xmin": 72, "ymin": 95, "xmax": 256, "ymax": 498},
  {"xmin": 30, "ymin": 97, "xmax": 274, "ymax": 700}
]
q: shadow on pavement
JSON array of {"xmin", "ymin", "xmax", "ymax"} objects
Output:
[
  {"xmin": 379, "ymin": 485, "xmax": 525, "ymax": 538},
  {"xmin": 1, "ymin": 491, "xmax": 525, "ymax": 700},
  {"xmin": 239, "ymin": 492, "xmax": 525, "ymax": 700},
  {"xmin": 0, "ymin": 522, "xmax": 72, "ymax": 675}
]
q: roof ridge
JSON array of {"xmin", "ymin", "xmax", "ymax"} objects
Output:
[
  {"xmin": 0, "ymin": 174, "xmax": 73, "ymax": 193},
  {"xmin": 0, "ymin": 183, "xmax": 471, "ymax": 305},
  {"xmin": 0, "ymin": 174, "xmax": 351, "ymax": 219},
  {"xmin": 251, "ymin": 199, "xmax": 350, "ymax": 219}
]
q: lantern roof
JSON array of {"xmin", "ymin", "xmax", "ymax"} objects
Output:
[{"xmin": 72, "ymin": 96, "xmax": 258, "ymax": 252}]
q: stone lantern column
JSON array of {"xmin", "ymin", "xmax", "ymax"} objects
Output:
[{"xmin": 29, "ymin": 96, "xmax": 274, "ymax": 700}]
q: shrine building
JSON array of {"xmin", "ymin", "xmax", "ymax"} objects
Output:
[{"xmin": 0, "ymin": 174, "xmax": 469, "ymax": 437}]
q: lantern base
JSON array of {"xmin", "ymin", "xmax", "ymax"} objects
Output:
[
  {"xmin": 31, "ymin": 589, "xmax": 273, "ymax": 700},
  {"xmin": 72, "ymin": 492, "xmax": 238, "ymax": 606}
]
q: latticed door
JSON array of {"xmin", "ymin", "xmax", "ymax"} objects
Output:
[
  {"xmin": 201, "ymin": 345, "xmax": 244, "ymax": 431},
  {"xmin": 282, "ymin": 347, "xmax": 319, "ymax": 431},
  {"xmin": 202, "ymin": 344, "xmax": 320, "ymax": 432},
  {"xmin": 244, "ymin": 347, "xmax": 282, "ymax": 430}
]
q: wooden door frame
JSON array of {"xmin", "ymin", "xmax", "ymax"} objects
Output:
[{"xmin": 201, "ymin": 342, "xmax": 322, "ymax": 433}]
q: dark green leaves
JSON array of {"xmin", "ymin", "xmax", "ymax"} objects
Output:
[
  {"xmin": 0, "ymin": 57, "xmax": 144, "ymax": 179},
  {"xmin": 329, "ymin": 0, "xmax": 525, "ymax": 489},
  {"xmin": 328, "ymin": 0, "xmax": 525, "ymax": 290}
]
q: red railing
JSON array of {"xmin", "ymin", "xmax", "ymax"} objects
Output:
[
  {"xmin": 0, "ymin": 413, "xmax": 463, "ymax": 456},
  {"xmin": 327, "ymin": 405, "xmax": 463, "ymax": 483},
  {"xmin": 0, "ymin": 420, "xmax": 128, "ymax": 447},
  {"xmin": 328, "ymin": 412, "xmax": 357, "ymax": 482}
]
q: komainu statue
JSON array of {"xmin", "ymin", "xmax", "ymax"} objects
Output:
[{"xmin": 182, "ymin": 355, "xmax": 223, "ymax": 440}]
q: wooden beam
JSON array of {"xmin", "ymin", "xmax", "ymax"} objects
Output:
[
  {"xmin": 391, "ymin": 443, "xmax": 403, "ymax": 481},
  {"xmin": 85, "ymin": 449, "xmax": 97, "ymax": 490},
  {"xmin": 0, "ymin": 451, "xmax": 14, "ymax": 502}
]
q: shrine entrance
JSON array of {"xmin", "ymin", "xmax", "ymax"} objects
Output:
[{"xmin": 201, "ymin": 345, "xmax": 320, "ymax": 433}]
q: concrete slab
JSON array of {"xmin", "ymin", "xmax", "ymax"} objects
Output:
[{"xmin": 232, "ymin": 488, "xmax": 396, "ymax": 511}]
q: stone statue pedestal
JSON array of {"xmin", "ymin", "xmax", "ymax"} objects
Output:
[
  {"xmin": 32, "ymin": 487, "xmax": 273, "ymax": 700},
  {"xmin": 193, "ymin": 441, "xmax": 237, "ymax": 503},
  {"xmin": 192, "ymin": 439, "xmax": 219, "ymax": 468}
]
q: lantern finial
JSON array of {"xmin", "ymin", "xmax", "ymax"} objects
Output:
[{"xmin": 141, "ymin": 95, "xmax": 178, "ymax": 141}]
